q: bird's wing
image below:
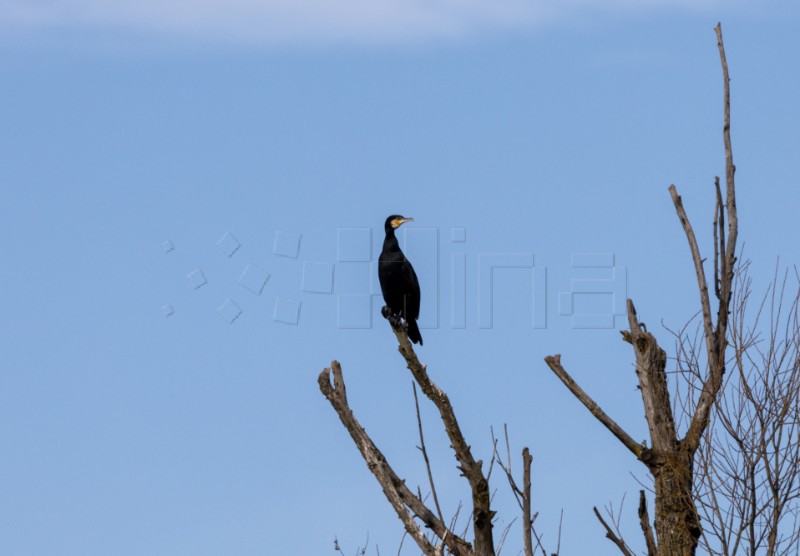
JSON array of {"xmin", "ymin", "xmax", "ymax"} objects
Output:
[{"xmin": 403, "ymin": 258, "xmax": 421, "ymax": 320}]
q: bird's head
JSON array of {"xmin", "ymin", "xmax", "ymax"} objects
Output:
[{"xmin": 385, "ymin": 215, "xmax": 414, "ymax": 230}]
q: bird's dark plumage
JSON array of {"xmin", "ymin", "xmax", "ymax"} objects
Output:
[{"xmin": 378, "ymin": 215, "xmax": 422, "ymax": 345}]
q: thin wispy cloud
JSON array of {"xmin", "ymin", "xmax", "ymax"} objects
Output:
[{"xmin": 1, "ymin": 0, "xmax": 725, "ymax": 44}]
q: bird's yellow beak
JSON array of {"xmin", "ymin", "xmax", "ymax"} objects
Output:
[{"xmin": 392, "ymin": 217, "xmax": 414, "ymax": 228}]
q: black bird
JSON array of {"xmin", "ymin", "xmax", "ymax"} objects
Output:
[{"xmin": 379, "ymin": 215, "xmax": 423, "ymax": 345}]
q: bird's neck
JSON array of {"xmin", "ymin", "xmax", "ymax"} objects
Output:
[{"xmin": 383, "ymin": 228, "xmax": 400, "ymax": 251}]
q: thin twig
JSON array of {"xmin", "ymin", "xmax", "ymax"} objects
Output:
[
  {"xmin": 593, "ymin": 507, "xmax": 634, "ymax": 556},
  {"xmin": 504, "ymin": 424, "xmax": 513, "ymax": 478},
  {"xmin": 531, "ymin": 526, "xmax": 547, "ymax": 556},
  {"xmin": 496, "ymin": 517, "xmax": 517, "ymax": 555},
  {"xmin": 490, "ymin": 427, "xmax": 523, "ymax": 509},
  {"xmin": 413, "ymin": 382, "xmax": 446, "ymax": 526},
  {"xmin": 396, "ymin": 531, "xmax": 407, "ymax": 556},
  {"xmin": 556, "ymin": 509, "xmax": 563, "ymax": 556}
]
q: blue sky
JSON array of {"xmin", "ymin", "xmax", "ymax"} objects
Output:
[{"xmin": 1, "ymin": 2, "xmax": 799, "ymax": 555}]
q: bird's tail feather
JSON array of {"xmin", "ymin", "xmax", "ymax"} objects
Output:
[{"xmin": 407, "ymin": 319, "xmax": 423, "ymax": 345}]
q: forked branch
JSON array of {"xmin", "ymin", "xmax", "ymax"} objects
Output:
[
  {"xmin": 319, "ymin": 361, "xmax": 472, "ymax": 555},
  {"xmin": 593, "ymin": 506, "xmax": 634, "ymax": 556},
  {"xmin": 390, "ymin": 322, "xmax": 496, "ymax": 555},
  {"xmin": 682, "ymin": 22, "xmax": 739, "ymax": 454}
]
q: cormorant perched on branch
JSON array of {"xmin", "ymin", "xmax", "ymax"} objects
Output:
[{"xmin": 379, "ymin": 215, "xmax": 423, "ymax": 345}]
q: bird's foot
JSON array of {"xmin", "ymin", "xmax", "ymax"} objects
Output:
[{"xmin": 382, "ymin": 306, "xmax": 403, "ymax": 326}]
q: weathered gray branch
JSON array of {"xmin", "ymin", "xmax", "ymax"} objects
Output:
[
  {"xmin": 491, "ymin": 429, "xmax": 535, "ymax": 556},
  {"xmin": 522, "ymin": 448, "xmax": 533, "ymax": 556},
  {"xmin": 389, "ymin": 322, "xmax": 496, "ymax": 556},
  {"xmin": 668, "ymin": 183, "xmax": 716, "ymax": 369},
  {"xmin": 717, "ymin": 23, "xmax": 738, "ymax": 273},
  {"xmin": 638, "ymin": 490, "xmax": 657, "ymax": 556},
  {"xmin": 319, "ymin": 361, "xmax": 473, "ymax": 555},
  {"xmin": 683, "ymin": 22, "xmax": 739, "ymax": 455},
  {"xmin": 713, "ymin": 177, "xmax": 725, "ymax": 300},
  {"xmin": 544, "ymin": 353, "xmax": 647, "ymax": 460}
]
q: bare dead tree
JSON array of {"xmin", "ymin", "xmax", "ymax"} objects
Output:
[
  {"xmin": 673, "ymin": 260, "xmax": 800, "ymax": 556},
  {"xmin": 319, "ymin": 322, "xmax": 498, "ymax": 556},
  {"xmin": 544, "ymin": 23, "xmax": 738, "ymax": 555}
]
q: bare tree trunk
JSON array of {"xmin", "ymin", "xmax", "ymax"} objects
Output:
[{"xmin": 652, "ymin": 450, "xmax": 700, "ymax": 555}]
